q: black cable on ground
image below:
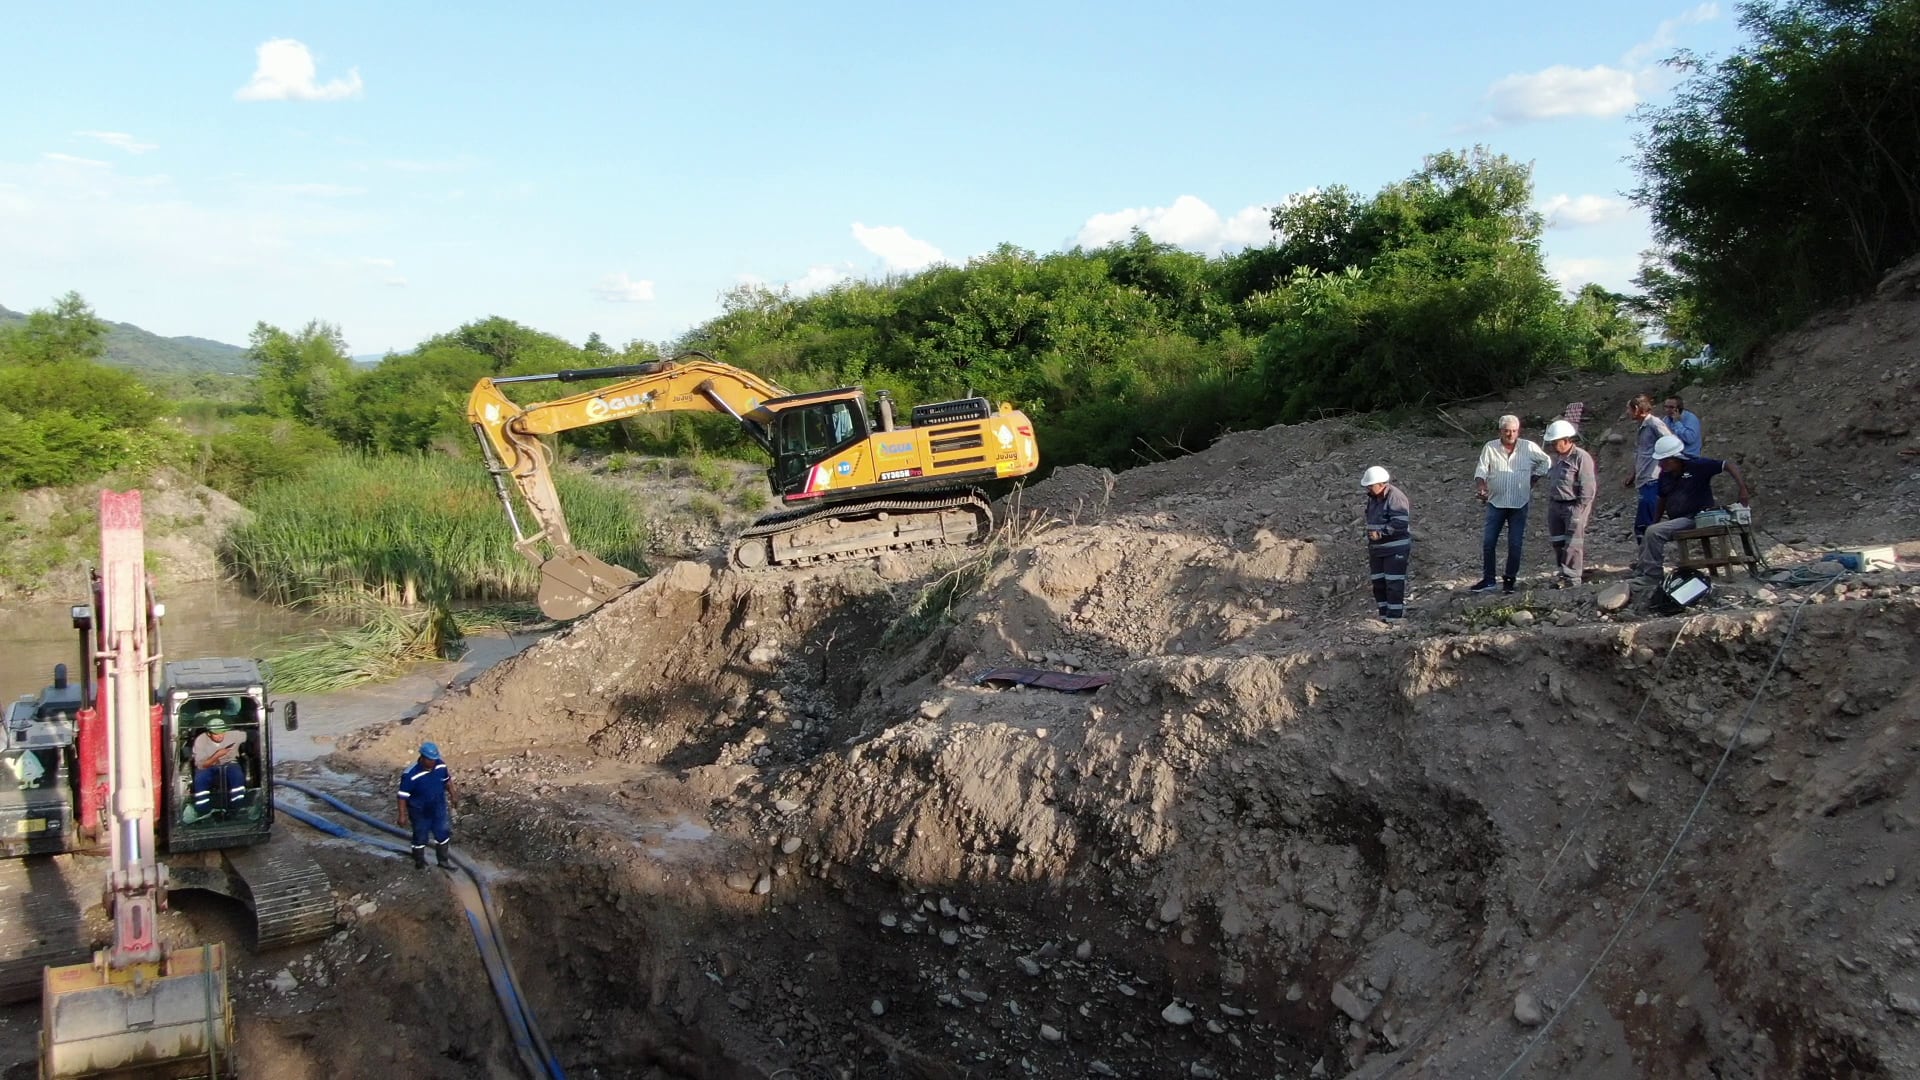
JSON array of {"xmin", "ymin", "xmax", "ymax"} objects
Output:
[
  {"xmin": 1494, "ymin": 576, "xmax": 1834, "ymax": 1078},
  {"xmin": 276, "ymin": 783, "xmax": 566, "ymax": 1080}
]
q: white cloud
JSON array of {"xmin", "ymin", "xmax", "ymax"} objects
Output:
[
  {"xmin": 275, "ymin": 182, "xmax": 367, "ymax": 197},
  {"xmin": 234, "ymin": 39, "xmax": 364, "ymax": 103},
  {"xmin": 592, "ymin": 272, "xmax": 656, "ymax": 303},
  {"xmin": 1540, "ymin": 193, "xmax": 1634, "ymax": 229},
  {"xmin": 1624, "ymin": 3, "xmax": 1719, "ymax": 67},
  {"xmin": 852, "ymin": 223, "xmax": 944, "ymax": 272},
  {"xmin": 361, "ymin": 256, "xmax": 396, "ymax": 268},
  {"xmin": 42, "ymin": 152, "xmax": 109, "ymax": 168},
  {"xmin": 384, "ymin": 276, "xmax": 408, "ymax": 288},
  {"xmin": 1075, "ymin": 195, "xmax": 1273, "ymax": 256},
  {"xmin": 787, "ymin": 264, "xmax": 854, "ymax": 296},
  {"xmin": 383, "ymin": 158, "xmax": 471, "ymax": 174},
  {"xmin": 1486, "ymin": 65, "xmax": 1639, "ymax": 123},
  {"xmin": 1483, "ymin": 5, "xmax": 1720, "ymax": 125},
  {"xmin": 1548, "ymin": 255, "xmax": 1639, "ymax": 294},
  {"xmin": 75, "ymin": 131, "xmax": 157, "ymax": 155}
]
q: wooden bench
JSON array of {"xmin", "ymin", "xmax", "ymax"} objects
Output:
[{"xmin": 1672, "ymin": 522, "xmax": 1761, "ymax": 578}]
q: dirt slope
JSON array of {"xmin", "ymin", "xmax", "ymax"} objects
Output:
[{"xmin": 285, "ymin": 263, "xmax": 1920, "ymax": 1079}]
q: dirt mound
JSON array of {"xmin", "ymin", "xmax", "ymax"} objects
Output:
[{"xmin": 294, "ymin": 276, "xmax": 1920, "ymax": 1078}]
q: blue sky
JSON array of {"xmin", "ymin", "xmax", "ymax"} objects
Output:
[{"xmin": 0, "ymin": 2, "xmax": 1740, "ymax": 356}]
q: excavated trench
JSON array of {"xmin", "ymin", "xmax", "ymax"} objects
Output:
[{"xmin": 330, "ymin": 547, "xmax": 1920, "ymax": 1080}]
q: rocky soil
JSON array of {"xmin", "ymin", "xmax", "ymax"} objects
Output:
[{"xmin": 4, "ymin": 263, "xmax": 1917, "ymax": 1078}]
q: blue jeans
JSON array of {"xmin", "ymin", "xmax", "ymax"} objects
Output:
[
  {"xmin": 1634, "ymin": 481, "xmax": 1661, "ymax": 538},
  {"xmin": 1482, "ymin": 504, "xmax": 1528, "ymax": 585}
]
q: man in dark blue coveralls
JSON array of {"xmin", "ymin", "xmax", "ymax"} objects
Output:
[{"xmin": 397, "ymin": 741, "xmax": 455, "ymax": 869}]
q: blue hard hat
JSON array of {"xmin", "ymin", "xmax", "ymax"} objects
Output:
[{"xmin": 419, "ymin": 741, "xmax": 441, "ymax": 760}]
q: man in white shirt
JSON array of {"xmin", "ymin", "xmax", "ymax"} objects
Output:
[{"xmin": 1470, "ymin": 414, "xmax": 1551, "ymax": 594}]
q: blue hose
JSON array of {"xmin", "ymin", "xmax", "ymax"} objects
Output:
[{"xmin": 275, "ymin": 783, "xmax": 567, "ymax": 1080}]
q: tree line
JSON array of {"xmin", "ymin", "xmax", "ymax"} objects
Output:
[{"xmin": 2, "ymin": 0, "xmax": 1913, "ymax": 500}]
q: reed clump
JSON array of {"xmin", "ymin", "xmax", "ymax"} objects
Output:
[
  {"xmin": 262, "ymin": 603, "xmax": 538, "ymax": 695},
  {"xmin": 224, "ymin": 453, "xmax": 647, "ymax": 606}
]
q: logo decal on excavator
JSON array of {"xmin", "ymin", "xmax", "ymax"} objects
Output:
[
  {"xmin": 879, "ymin": 441, "xmax": 914, "ymax": 455},
  {"xmin": 995, "ymin": 424, "xmax": 1014, "ymax": 449},
  {"xmin": 584, "ymin": 391, "xmax": 654, "ymax": 422}
]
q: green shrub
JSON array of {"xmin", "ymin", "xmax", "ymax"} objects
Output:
[{"xmin": 196, "ymin": 417, "xmax": 340, "ymax": 498}]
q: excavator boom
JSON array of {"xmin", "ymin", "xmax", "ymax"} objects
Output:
[{"xmin": 468, "ymin": 352, "xmax": 1040, "ymax": 619}]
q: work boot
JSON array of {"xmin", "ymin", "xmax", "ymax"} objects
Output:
[
  {"xmin": 411, "ymin": 845, "xmax": 428, "ymax": 870},
  {"xmin": 435, "ymin": 840, "xmax": 452, "ymax": 869}
]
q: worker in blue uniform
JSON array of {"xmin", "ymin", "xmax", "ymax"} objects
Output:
[{"xmin": 396, "ymin": 741, "xmax": 455, "ymax": 869}]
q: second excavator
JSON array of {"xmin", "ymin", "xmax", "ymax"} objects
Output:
[{"xmin": 468, "ymin": 352, "xmax": 1040, "ymax": 618}]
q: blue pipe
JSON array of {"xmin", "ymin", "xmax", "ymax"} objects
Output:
[
  {"xmin": 276, "ymin": 781, "xmax": 565, "ymax": 1077},
  {"xmin": 275, "ymin": 784, "xmax": 567, "ymax": 1080}
]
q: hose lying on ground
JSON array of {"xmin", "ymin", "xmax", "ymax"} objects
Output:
[{"xmin": 276, "ymin": 782, "xmax": 567, "ymax": 1080}]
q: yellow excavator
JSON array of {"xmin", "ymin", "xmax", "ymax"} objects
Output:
[{"xmin": 468, "ymin": 352, "xmax": 1041, "ymax": 618}]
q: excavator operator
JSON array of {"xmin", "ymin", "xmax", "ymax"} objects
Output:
[{"xmin": 185, "ymin": 699, "xmax": 249, "ymax": 822}]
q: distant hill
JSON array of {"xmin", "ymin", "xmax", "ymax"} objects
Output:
[{"xmin": 0, "ymin": 303, "xmax": 251, "ymax": 375}]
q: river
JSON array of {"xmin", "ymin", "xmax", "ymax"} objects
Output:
[{"xmin": 0, "ymin": 580, "xmax": 545, "ymax": 761}]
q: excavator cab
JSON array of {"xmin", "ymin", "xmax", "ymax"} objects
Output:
[
  {"xmin": 160, "ymin": 663, "xmax": 277, "ymax": 854},
  {"xmin": 173, "ymin": 696, "xmax": 264, "ymax": 831},
  {"xmin": 768, "ymin": 391, "xmax": 870, "ymax": 495}
]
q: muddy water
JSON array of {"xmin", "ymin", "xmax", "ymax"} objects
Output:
[
  {"xmin": 0, "ymin": 578, "xmax": 549, "ymax": 762},
  {"xmin": 0, "ymin": 580, "xmax": 345, "ymax": 702}
]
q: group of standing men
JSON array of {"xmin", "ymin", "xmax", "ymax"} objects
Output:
[{"xmin": 1360, "ymin": 392, "xmax": 1750, "ymax": 621}]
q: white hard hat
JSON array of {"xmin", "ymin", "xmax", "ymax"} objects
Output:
[
  {"xmin": 1652, "ymin": 434, "xmax": 1686, "ymax": 460},
  {"xmin": 1360, "ymin": 466, "xmax": 1391, "ymax": 488},
  {"xmin": 1543, "ymin": 419, "xmax": 1578, "ymax": 442}
]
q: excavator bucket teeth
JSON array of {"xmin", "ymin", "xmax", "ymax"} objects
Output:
[
  {"xmin": 41, "ymin": 946, "xmax": 235, "ymax": 1079},
  {"xmin": 537, "ymin": 554, "xmax": 642, "ymax": 620}
]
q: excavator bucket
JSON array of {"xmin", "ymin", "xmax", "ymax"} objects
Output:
[
  {"xmin": 537, "ymin": 552, "xmax": 641, "ymax": 621},
  {"xmin": 41, "ymin": 945, "xmax": 234, "ymax": 1079}
]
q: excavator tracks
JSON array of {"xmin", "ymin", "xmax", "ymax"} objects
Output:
[
  {"xmin": 0, "ymin": 855, "xmax": 95, "ymax": 1002},
  {"xmin": 0, "ymin": 841, "xmax": 334, "ymax": 1003},
  {"xmin": 224, "ymin": 842, "xmax": 336, "ymax": 951},
  {"xmin": 730, "ymin": 491, "xmax": 996, "ymax": 571}
]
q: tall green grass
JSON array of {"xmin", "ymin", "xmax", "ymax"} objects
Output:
[{"xmin": 224, "ymin": 453, "xmax": 648, "ymax": 606}]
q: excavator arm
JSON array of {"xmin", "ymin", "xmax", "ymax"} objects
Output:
[
  {"xmin": 466, "ymin": 352, "xmax": 792, "ymax": 618},
  {"xmin": 40, "ymin": 491, "xmax": 235, "ymax": 1078}
]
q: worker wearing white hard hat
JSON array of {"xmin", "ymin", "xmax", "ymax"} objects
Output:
[
  {"xmin": 1360, "ymin": 465, "xmax": 1412, "ymax": 622},
  {"xmin": 1542, "ymin": 419, "xmax": 1596, "ymax": 587},
  {"xmin": 1632, "ymin": 436, "xmax": 1754, "ymax": 586}
]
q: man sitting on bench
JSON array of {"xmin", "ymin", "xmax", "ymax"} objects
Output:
[{"xmin": 1633, "ymin": 435, "xmax": 1753, "ymax": 587}]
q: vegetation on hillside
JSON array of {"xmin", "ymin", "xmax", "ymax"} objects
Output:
[
  {"xmin": 1632, "ymin": 0, "xmax": 1920, "ymax": 359},
  {"xmin": 0, "ymin": 301, "xmax": 247, "ymax": 375},
  {"xmin": 4, "ymin": 0, "xmax": 1914, "ymax": 620}
]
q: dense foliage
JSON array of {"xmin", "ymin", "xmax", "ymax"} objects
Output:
[
  {"xmin": 1633, "ymin": 0, "xmax": 1920, "ymax": 356},
  {"xmin": 0, "ymin": 293, "xmax": 181, "ymax": 488}
]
